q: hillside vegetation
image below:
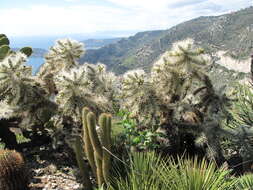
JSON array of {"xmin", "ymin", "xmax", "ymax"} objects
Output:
[{"xmin": 80, "ymin": 6, "xmax": 253, "ymax": 74}]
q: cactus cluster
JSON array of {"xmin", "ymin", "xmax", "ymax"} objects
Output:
[
  {"xmin": 0, "ymin": 34, "xmax": 32, "ymax": 61},
  {"xmin": 0, "ymin": 149, "xmax": 29, "ymax": 190},
  {"xmin": 74, "ymin": 107, "xmax": 112, "ymax": 188}
]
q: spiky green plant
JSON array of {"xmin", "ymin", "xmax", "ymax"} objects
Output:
[
  {"xmin": 237, "ymin": 174, "xmax": 253, "ymax": 189},
  {"xmin": 0, "ymin": 149, "xmax": 29, "ymax": 190},
  {"xmin": 108, "ymin": 152, "xmax": 237, "ymax": 190},
  {"xmin": 0, "ymin": 51, "xmax": 56, "ymax": 130},
  {"xmin": 226, "ymin": 84, "xmax": 253, "ymax": 172},
  {"xmin": 108, "ymin": 151, "xmax": 165, "ymax": 190},
  {"xmin": 121, "ymin": 39, "xmax": 232, "ymax": 162},
  {"xmin": 37, "ymin": 38, "xmax": 85, "ymax": 95},
  {"xmin": 160, "ymin": 156, "xmax": 237, "ymax": 190},
  {"xmin": 81, "ymin": 108, "xmax": 112, "ymax": 187}
]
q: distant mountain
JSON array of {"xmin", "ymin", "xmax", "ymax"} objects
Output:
[
  {"xmin": 80, "ymin": 7, "xmax": 253, "ymax": 74},
  {"xmin": 82, "ymin": 38, "xmax": 122, "ymax": 49},
  {"xmin": 13, "ymin": 48, "xmax": 47, "ymax": 58}
]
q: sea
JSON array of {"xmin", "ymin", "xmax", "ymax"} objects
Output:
[{"xmin": 26, "ymin": 57, "xmax": 44, "ymax": 75}]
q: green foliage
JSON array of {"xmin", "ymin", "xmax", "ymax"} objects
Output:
[
  {"xmin": 237, "ymin": 174, "xmax": 253, "ymax": 189},
  {"xmin": 0, "ymin": 149, "xmax": 29, "ymax": 190},
  {"xmin": 116, "ymin": 110, "xmax": 163, "ymax": 150},
  {"xmin": 159, "ymin": 157, "xmax": 237, "ymax": 190},
  {"xmin": 108, "ymin": 152, "xmax": 237, "ymax": 190},
  {"xmin": 227, "ymin": 84, "xmax": 253, "ymax": 172}
]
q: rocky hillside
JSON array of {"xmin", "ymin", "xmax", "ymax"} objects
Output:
[
  {"xmin": 80, "ymin": 6, "xmax": 253, "ymax": 74},
  {"xmin": 82, "ymin": 38, "xmax": 122, "ymax": 49}
]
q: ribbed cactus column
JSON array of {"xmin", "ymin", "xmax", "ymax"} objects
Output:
[
  {"xmin": 82, "ymin": 108, "xmax": 97, "ymax": 175},
  {"xmin": 0, "ymin": 149, "xmax": 29, "ymax": 190},
  {"xmin": 81, "ymin": 107, "xmax": 112, "ymax": 187},
  {"xmin": 74, "ymin": 136, "xmax": 93, "ymax": 190}
]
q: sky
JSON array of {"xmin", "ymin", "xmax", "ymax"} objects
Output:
[{"xmin": 1, "ymin": 0, "xmax": 252, "ymax": 37}]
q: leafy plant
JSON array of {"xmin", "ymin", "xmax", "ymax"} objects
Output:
[{"xmin": 116, "ymin": 110, "xmax": 163, "ymax": 150}]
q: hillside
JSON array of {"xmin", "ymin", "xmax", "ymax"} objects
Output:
[
  {"xmin": 80, "ymin": 6, "xmax": 253, "ymax": 74},
  {"xmin": 82, "ymin": 38, "xmax": 122, "ymax": 49}
]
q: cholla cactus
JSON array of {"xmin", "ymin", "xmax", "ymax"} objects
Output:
[
  {"xmin": 55, "ymin": 64, "xmax": 116, "ymax": 123},
  {"xmin": 55, "ymin": 66, "xmax": 93, "ymax": 122},
  {"xmin": 0, "ymin": 52, "xmax": 32, "ymax": 105},
  {"xmin": 121, "ymin": 69, "xmax": 159, "ymax": 126},
  {"xmin": 121, "ymin": 39, "xmax": 232, "ymax": 163},
  {"xmin": 37, "ymin": 38, "xmax": 85, "ymax": 95},
  {"xmin": 0, "ymin": 101, "xmax": 15, "ymax": 120},
  {"xmin": 0, "ymin": 51, "xmax": 56, "ymax": 130}
]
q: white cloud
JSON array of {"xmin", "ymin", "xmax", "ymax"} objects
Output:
[{"xmin": 0, "ymin": 0, "xmax": 251, "ymax": 36}]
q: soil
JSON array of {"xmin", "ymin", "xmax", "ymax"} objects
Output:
[{"xmin": 23, "ymin": 145, "xmax": 84, "ymax": 190}]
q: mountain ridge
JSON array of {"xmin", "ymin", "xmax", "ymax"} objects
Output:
[{"xmin": 80, "ymin": 6, "xmax": 253, "ymax": 74}]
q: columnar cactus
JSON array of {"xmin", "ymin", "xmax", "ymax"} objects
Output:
[
  {"xmin": 81, "ymin": 107, "xmax": 112, "ymax": 187},
  {"xmin": 74, "ymin": 136, "xmax": 93, "ymax": 190},
  {"xmin": 0, "ymin": 149, "xmax": 29, "ymax": 190}
]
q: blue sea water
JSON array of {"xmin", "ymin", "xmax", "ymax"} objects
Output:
[{"xmin": 26, "ymin": 57, "xmax": 44, "ymax": 75}]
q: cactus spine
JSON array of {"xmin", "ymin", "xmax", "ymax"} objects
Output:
[
  {"xmin": 81, "ymin": 108, "xmax": 112, "ymax": 187},
  {"xmin": 0, "ymin": 149, "xmax": 29, "ymax": 190}
]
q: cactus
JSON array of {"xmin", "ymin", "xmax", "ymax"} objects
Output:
[
  {"xmin": 82, "ymin": 107, "xmax": 96, "ymax": 175},
  {"xmin": 0, "ymin": 36, "xmax": 10, "ymax": 46},
  {"xmin": 81, "ymin": 108, "xmax": 112, "ymax": 187},
  {"xmin": 0, "ymin": 34, "xmax": 32, "ymax": 61},
  {"xmin": 0, "ymin": 45, "xmax": 10, "ymax": 60},
  {"xmin": 20, "ymin": 47, "xmax": 33, "ymax": 57},
  {"xmin": 74, "ymin": 136, "xmax": 93, "ymax": 190},
  {"xmin": 0, "ymin": 149, "xmax": 29, "ymax": 190}
]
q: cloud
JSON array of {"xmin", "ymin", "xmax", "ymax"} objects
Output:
[{"xmin": 0, "ymin": 0, "xmax": 251, "ymax": 36}]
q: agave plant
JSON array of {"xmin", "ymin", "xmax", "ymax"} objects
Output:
[
  {"xmin": 160, "ymin": 157, "xmax": 237, "ymax": 190},
  {"xmin": 109, "ymin": 152, "xmax": 166, "ymax": 190},
  {"xmin": 108, "ymin": 152, "xmax": 238, "ymax": 190},
  {"xmin": 237, "ymin": 174, "xmax": 253, "ymax": 189}
]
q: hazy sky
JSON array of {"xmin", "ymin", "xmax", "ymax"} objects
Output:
[{"xmin": 1, "ymin": 0, "xmax": 252, "ymax": 37}]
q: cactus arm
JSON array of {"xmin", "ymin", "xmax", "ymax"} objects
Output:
[
  {"xmin": 82, "ymin": 107, "xmax": 97, "ymax": 175},
  {"xmin": 74, "ymin": 136, "xmax": 93, "ymax": 190},
  {"xmin": 87, "ymin": 112, "xmax": 103, "ymax": 160},
  {"xmin": 94, "ymin": 154, "xmax": 104, "ymax": 187}
]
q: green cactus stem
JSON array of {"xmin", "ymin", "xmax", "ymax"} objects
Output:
[
  {"xmin": 82, "ymin": 107, "xmax": 96, "ymax": 175},
  {"xmin": 74, "ymin": 136, "xmax": 93, "ymax": 190},
  {"xmin": 81, "ymin": 108, "xmax": 112, "ymax": 187}
]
